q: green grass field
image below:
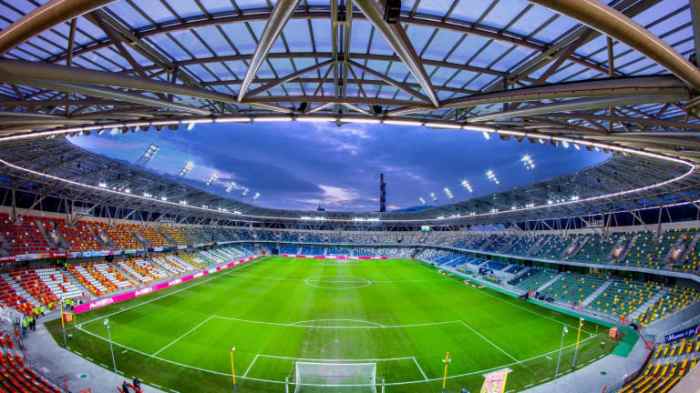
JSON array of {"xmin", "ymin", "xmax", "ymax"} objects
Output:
[{"xmin": 48, "ymin": 257, "xmax": 615, "ymax": 392}]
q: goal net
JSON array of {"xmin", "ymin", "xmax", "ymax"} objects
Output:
[{"xmin": 294, "ymin": 362, "xmax": 377, "ymax": 393}]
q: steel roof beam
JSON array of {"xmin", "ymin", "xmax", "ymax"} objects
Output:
[
  {"xmin": 45, "ymin": 11, "xmax": 606, "ymax": 75},
  {"xmin": 246, "ymin": 59, "xmax": 334, "ymax": 97},
  {"xmin": 353, "ymin": 0, "xmax": 439, "ymax": 107},
  {"xmin": 387, "ymin": 75, "xmax": 688, "ymax": 116},
  {"xmin": 467, "ymin": 94, "xmax": 685, "ymax": 123},
  {"xmin": 237, "ymin": 0, "xmax": 301, "ymax": 101},
  {"xmin": 544, "ymin": 112, "xmax": 700, "ymax": 131},
  {"xmin": 347, "ymin": 60, "xmax": 431, "ymax": 103},
  {"xmin": 0, "ymin": 60, "xmax": 235, "ymax": 105},
  {"xmin": 12, "ymin": 80, "xmax": 210, "ymax": 116},
  {"xmin": 0, "ymin": 0, "xmax": 115, "ymax": 54},
  {"xmin": 532, "ymin": 0, "xmax": 700, "ymax": 91}
]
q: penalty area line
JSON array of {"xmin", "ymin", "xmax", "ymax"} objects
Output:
[
  {"xmin": 459, "ymin": 320, "xmax": 519, "ymax": 363},
  {"xmin": 243, "ymin": 354, "xmax": 260, "ymax": 378},
  {"xmin": 151, "ymin": 315, "xmax": 214, "ymax": 357},
  {"xmin": 412, "ymin": 357, "xmax": 429, "ymax": 381}
]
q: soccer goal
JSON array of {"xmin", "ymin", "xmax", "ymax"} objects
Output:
[{"xmin": 293, "ymin": 361, "xmax": 377, "ymax": 393}]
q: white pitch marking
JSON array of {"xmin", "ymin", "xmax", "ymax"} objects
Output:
[
  {"xmin": 243, "ymin": 354, "xmax": 260, "ymax": 378},
  {"xmin": 256, "ymin": 353, "xmax": 415, "ymax": 362},
  {"xmin": 152, "ymin": 315, "xmax": 214, "ymax": 357},
  {"xmin": 459, "ymin": 320, "xmax": 519, "ymax": 362},
  {"xmin": 75, "ymin": 324, "xmax": 601, "ymax": 386},
  {"xmin": 412, "ymin": 357, "xmax": 429, "ymax": 381}
]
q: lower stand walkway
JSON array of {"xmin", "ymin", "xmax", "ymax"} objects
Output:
[
  {"xmin": 523, "ymin": 339, "xmax": 650, "ymax": 393},
  {"xmin": 25, "ymin": 319, "xmax": 167, "ymax": 393}
]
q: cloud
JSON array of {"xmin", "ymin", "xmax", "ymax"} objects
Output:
[{"xmin": 319, "ymin": 185, "xmax": 360, "ymax": 205}]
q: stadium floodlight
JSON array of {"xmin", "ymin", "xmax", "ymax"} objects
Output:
[
  {"xmin": 443, "ymin": 187, "xmax": 454, "ymax": 199},
  {"xmin": 253, "ymin": 192, "xmax": 260, "ymax": 200},
  {"xmin": 430, "ymin": 192, "xmax": 437, "ymax": 201},
  {"xmin": 419, "ymin": 197, "xmax": 426, "ymax": 205},
  {"xmin": 547, "ymin": 200, "xmax": 554, "ymax": 205},
  {"xmin": 225, "ymin": 182, "xmax": 237, "ymax": 193},
  {"xmin": 526, "ymin": 202, "xmax": 535, "ymax": 208},
  {"xmin": 124, "ymin": 188, "xmax": 131, "ymax": 193},
  {"xmin": 179, "ymin": 160, "xmax": 194, "ymax": 177},
  {"xmin": 179, "ymin": 200, "xmax": 188, "ymax": 205},
  {"xmin": 436, "ymin": 216, "xmax": 445, "ymax": 220},
  {"xmin": 383, "ymin": 120, "xmax": 422, "ymax": 126},
  {"xmin": 521, "ymin": 154, "xmax": 535, "ymax": 170},
  {"xmin": 490, "ymin": 208, "xmax": 498, "ymax": 213},
  {"xmin": 482, "ymin": 131, "xmax": 491, "ymax": 140},
  {"xmin": 206, "ymin": 172, "xmax": 219, "ymax": 187},
  {"xmin": 571, "ymin": 195, "xmax": 580, "ymax": 201},
  {"xmin": 143, "ymin": 192, "xmax": 152, "ymax": 198},
  {"xmin": 486, "ymin": 170, "xmax": 500, "ymax": 185},
  {"xmin": 98, "ymin": 182, "xmax": 107, "ymax": 188},
  {"xmin": 160, "ymin": 196, "xmax": 168, "ymax": 201},
  {"xmin": 241, "ymin": 188, "xmax": 249, "ymax": 196},
  {"xmin": 461, "ymin": 180, "xmax": 473, "ymax": 193}
]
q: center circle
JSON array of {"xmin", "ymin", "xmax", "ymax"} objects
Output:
[{"xmin": 304, "ymin": 278, "xmax": 373, "ymax": 290}]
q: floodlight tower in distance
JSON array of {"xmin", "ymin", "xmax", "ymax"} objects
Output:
[
  {"xmin": 135, "ymin": 144, "xmax": 159, "ymax": 167},
  {"xmin": 179, "ymin": 160, "xmax": 194, "ymax": 177},
  {"xmin": 379, "ymin": 173, "xmax": 386, "ymax": 212}
]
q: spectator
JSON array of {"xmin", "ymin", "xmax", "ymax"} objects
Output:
[{"xmin": 121, "ymin": 380, "xmax": 131, "ymax": 393}]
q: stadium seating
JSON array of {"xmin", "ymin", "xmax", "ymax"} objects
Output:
[
  {"xmin": 8, "ymin": 269, "xmax": 58, "ymax": 308},
  {"xmin": 540, "ymin": 272, "xmax": 606, "ymax": 305},
  {"xmin": 508, "ymin": 268, "xmax": 558, "ymax": 291},
  {"xmin": 140, "ymin": 225, "xmax": 169, "ymax": 248},
  {"xmin": 638, "ymin": 286, "xmax": 700, "ymax": 326},
  {"xmin": 159, "ymin": 225, "xmax": 187, "ymax": 246},
  {"xmin": 52, "ymin": 219, "xmax": 103, "ymax": 252},
  {"xmin": 587, "ymin": 279, "xmax": 661, "ymax": 318},
  {"xmin": 0, "ymin": 214, "xmax": 51, "ymax": 256},
  {"xmin": 620, "ymin": 335, "xmax": 699, "ymax": 393},
  {"xmin": 0, "ymin": 276, "xmax": 35, "ymax": 316},
  {"xmin": 103, "ymin": 223, "xmax": 141, "ymax": 250},
  {"xmin": 0, "ymin": 346, "xmax": 61, "ymax": 393}
]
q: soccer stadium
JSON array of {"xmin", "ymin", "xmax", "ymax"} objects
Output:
[{"xmin": 2, "ymin": 0, "xmax": 700, "ymax": 392}]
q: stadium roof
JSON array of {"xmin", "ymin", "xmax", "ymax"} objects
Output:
[{"xmin": 1, "ymin": 0, "xmax": 700, "ymax": 225}]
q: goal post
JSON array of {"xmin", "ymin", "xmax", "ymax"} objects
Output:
[{"xmin": 294, "ymin": 361, "xmax": 377, "ymax": 393}]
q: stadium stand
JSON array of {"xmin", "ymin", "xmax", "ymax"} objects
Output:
[
  {"xmin": 619, "ymin": 334, "xmax": 699, "ymax": 393},
  {"xmin": 638, "ymin": 287, "xmax": 700, "ymax": 326},
  {"xmin": 140, "ymin": 225, "xmax": 170, "ymax": 248},
  {"xmin": 508, "ymin": 268, "xmax": 558, "ymax": 292},
  {"xmin": 587, "ymin": 279, "xmax": 662, "ymax": 319},
  {"xmin": 0, "ymin": 333, "xmax": 61, "ymax": 393},
  {"xmin": 540, "ymin": 272, "xmax": 607, "ymax": 305},
  {"xmin": 0, "ymin": 214, "xmax": 50, "ymax": 256}
]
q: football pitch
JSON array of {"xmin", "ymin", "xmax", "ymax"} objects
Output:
[{"xmin": 48, "ymin": 257, "xmax": 616, "ymax": 392}]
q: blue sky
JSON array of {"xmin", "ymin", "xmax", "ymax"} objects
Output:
[{"xmin": 70, "ymin": 122, "xmax": 609, "ymax": 212}]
